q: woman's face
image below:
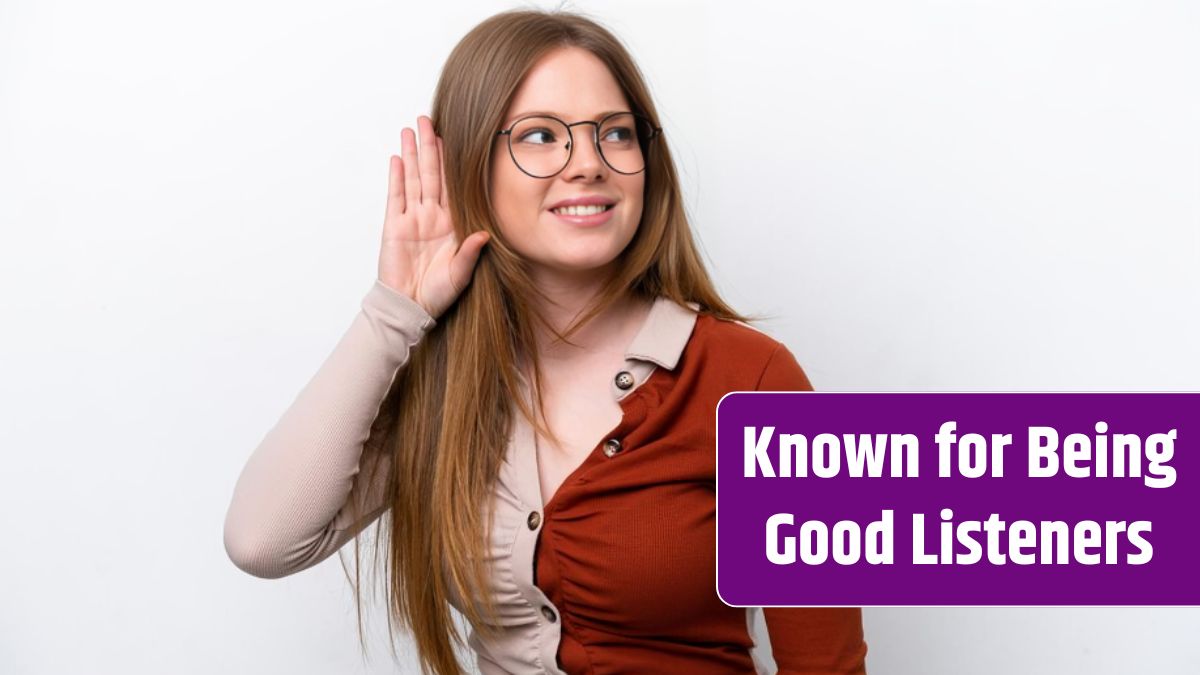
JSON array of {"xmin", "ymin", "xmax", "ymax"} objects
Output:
[{"xmin": 489, "ymin": 46, "xmax": 645, "ymax": 285}]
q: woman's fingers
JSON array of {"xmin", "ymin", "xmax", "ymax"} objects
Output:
[
  {"xmin": 380, "ymin": 118, "xmax": 477, "ymax": 311},
  {"xmin": 387, "ymin": 155, "xmax": 405, "ymax": 216},
  {"xmin": 418, "ymin": 116, "xmax": 440, "ymax": 206},
  {"xmin": 437, "ymin": 136, "xmax": 448, "ymax": 209},
  {"xmin": 448, "ymin": 231, "xmax": 490, "ymax": 292},
  {"xmin": 401, "ymin": 126, "xmax": 422, "ymax": 206}
]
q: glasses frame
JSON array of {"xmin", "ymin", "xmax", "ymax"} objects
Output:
[{"xmin": 495, "ymin": 111, "xmax": 663, "ymax": 179}]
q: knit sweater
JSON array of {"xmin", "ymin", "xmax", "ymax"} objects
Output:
[{"xmin": 224, "ymin": 279, "xmax": 868, "ymax": 674}]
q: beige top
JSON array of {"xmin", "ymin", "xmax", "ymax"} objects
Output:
[{"xmin": 223, "ymin": 279, "xmax": 769, "ymax": 674}]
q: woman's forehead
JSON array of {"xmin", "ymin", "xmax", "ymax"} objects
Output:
[{"xmin": 504, "ymin": 47, "xmax": 628, "ymax": 124}]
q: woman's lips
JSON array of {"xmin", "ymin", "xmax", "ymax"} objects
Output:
[{"xmin": 549, "ymin": 204, "xmax": 616, "ymax": 227}]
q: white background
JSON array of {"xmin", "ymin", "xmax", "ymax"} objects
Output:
[{"xmin": 2, "ymin": 0, "xmax": 1197, "ymax": 673}]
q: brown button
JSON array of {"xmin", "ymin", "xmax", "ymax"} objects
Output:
[
  {"xmin": 527, "ymin": 511, "xmax": 541, "ymax": 530},
  {"xmin": 614, "ymin": 371, "xmax": 635, "ymax": 390},
  {"xmin": 603, "ymin": 438, "xmax": 623, "ymax": 457},
  {"xmin": 541, "ymin": 605, "xmax": 558, "ymax": 623}
]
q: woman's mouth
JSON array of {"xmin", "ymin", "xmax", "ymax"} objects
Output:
[{"xmin": 550, "ymin": 203, "xmax": 616, "ymax": 227}]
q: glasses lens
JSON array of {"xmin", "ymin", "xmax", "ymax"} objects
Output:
[
  {"xmin": 509, "ymin": 116, "xmax": 571, "ymax": 177},
  {"xmin": 597, "ymin": 113, "xmax": 652, "ymax": 174}
]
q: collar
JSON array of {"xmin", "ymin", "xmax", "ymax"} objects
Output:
[
  {"xmin": 514, "ymin": 296, "xmax": 700, "ymax": 394},
  {"xmin": 623, "ymin": 296, "xmax": 699, "ymax": 371}
]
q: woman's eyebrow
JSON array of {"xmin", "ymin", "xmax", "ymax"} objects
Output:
[{"xmin": 506, "ymin": 110, "xmax": 628, "ymax": 124}]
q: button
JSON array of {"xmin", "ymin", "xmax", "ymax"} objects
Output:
[
  {"xmin": 603, "ymin": 438, "xmax": 623, "ymax": 457},
  {"xmin": 614, "ymin": 370, "xmax": 635, "ymax": 390},
  {"xmin": 541, "ymin": 605, "xmax": 558, "ymax": 623},
  {"xmin": 527, "ymin": 511, "xmax": 541, "ymax": 530}
]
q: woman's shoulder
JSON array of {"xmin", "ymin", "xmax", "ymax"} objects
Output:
[
  {"xmin": 687, "ymin": 304, "xmax": 785, "ymax": 356},
  {"xmin": 659, "ymin": 299, "xmax": 814, "ymax": 392},
  {"xmin": 644, "ymin": 295, "xmax": 806, "ymax": 373}
]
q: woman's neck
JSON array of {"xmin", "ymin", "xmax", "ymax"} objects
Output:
[{"xmin": 526, "ymin": 265, "xmax": 650, "ymax": 365}]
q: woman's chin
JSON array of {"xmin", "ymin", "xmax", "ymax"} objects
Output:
[{"xmin": 529, "ymin": 253, "xmax": 622, "ymax": 279}]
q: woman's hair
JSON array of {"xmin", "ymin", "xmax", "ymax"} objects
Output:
[{"xmin": 342, "ymin": 8, "xmax": 754, "ymax": 675}]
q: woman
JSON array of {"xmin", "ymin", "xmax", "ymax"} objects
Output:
[{"xmin": 224, "ymin": 8, "xmax": 867, "ymax": 675}]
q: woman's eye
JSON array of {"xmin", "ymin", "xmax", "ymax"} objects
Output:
[
  {"xmin": 602, "ymin": 126, "xmax": 634, "ymax": 143},
  {"xmin": 518, "ymin": 128, "xmax": 556, "ymax": 144}
]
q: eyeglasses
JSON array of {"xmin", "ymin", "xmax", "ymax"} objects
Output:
[{"xmin": 495, "ymin": 111, "xmax": 662, "ymax": 179}]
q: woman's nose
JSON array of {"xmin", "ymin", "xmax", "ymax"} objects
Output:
[{"xmin": 562, "ymin": 125, "xmax": 607, "ymax": 179}]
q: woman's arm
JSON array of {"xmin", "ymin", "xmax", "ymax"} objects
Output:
[
  {"xmin": 222, "ymin": 279, "xmax": 435, "ymax": 579},
  {"xmin": 763, "ymin": 607, "xmax": 868, "ymax": 675},
  {"xmin": 223, "ymin": 117, "xmax": 487, "ymax": 579},
  {"xmin": 756, "ymin": 342, "xmax": 869, "ymax": 674}
]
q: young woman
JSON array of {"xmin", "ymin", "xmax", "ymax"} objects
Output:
[{"xmin": 224, "ymin": 8, "xmax": 867, "ymax": 675}]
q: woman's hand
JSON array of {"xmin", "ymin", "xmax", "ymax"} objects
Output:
[{"xmin": 377, "ymin": 115, "xmax": 490, "ymax": 319}]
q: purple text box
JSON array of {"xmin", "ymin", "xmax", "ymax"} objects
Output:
[{"xmin": 715, "ymin": 393, "xmax": 1198, "ymax": 606}]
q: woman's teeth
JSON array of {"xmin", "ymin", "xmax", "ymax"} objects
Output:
[{"xmin": 552, "ymin": 204, "xmax": 612, "ymax": 216}]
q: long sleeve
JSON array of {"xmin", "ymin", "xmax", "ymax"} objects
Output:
[
  {"xmin": 757, "ymin": 342, "xmax": 869, "ymax": 674},
  {"xmin": 223, "ymin": 279, "xmax": 436, "ymax": 579},
  {"xmin": 762, "ymin": 607, "xmax": 867, "ymax": 675}
]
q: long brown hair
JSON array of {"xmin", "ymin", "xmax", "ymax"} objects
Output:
[{"xmin": 341, "ymin": 8, "xmax": 757, "ymax": 674}]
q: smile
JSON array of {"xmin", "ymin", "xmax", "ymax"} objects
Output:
[
  {"xmin": 550, "ymin": 203, "xmax": 616, "ymax": 227},
  {"xmin": 550, "ymin": 204, "xmax": 614, "ymax": 216}
]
